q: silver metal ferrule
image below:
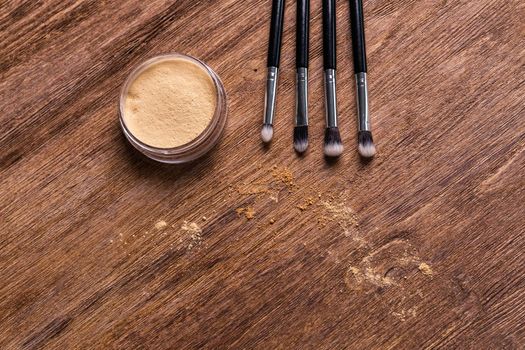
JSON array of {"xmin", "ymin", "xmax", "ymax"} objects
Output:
[
  {"xmin": 263, "ymin": 66, "xmax": 279, "ymax": 125},
  {"xmin": 324, "ymin": 69, "xmax": 338, "ymax": 128},
  {"xmin": 355, "ymin": 72, "xmax": 370, "ymax": 132},
  {"xmin": 295, "ymin": 67, "xmax": 308, "ymax": 127}
]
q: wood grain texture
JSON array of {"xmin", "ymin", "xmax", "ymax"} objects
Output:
[{"xmin": 1, "ymin": 0, "xmax": 525, "ymax": 349}]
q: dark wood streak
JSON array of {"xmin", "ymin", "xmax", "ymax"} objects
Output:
[{"xmin": 22, "ymin": 317, "xmax": 72, "ymax": 349}]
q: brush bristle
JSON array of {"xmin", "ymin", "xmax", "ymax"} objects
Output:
[
  {"xmin": 358, "ymin": 131, "xmax": 376, "ymax": 158},
  {"xmin": 261, "ymin": 124, "xmax": 273, "ymax": 143},
  {"xmin": 324, "ymin": 127, "xmax": 343, "ymax": 157},
  {"xmin": 293, "ymin": 125, "xmax": 308, "ymax": 153}
]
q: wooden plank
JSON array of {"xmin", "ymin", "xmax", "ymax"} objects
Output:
[{"xmin": 1, "ymin": 0, "xmax": 524, "ymax": 348}]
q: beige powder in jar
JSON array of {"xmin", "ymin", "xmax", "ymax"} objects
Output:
[{"xmin": 123, "ymin": 58, "xmax": 217, "ymax": 148}]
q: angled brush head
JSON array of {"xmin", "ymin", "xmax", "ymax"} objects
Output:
[
  {"xmin": 293, "ymin": 125, "xmax": 308, "ymax": 153},
  {"xmin": 324, "ymin": 127, "xmax": 343, "ymax": 157},
  {"xmin": 261, "ymin": 124, "xmax": 274, "ymax": 143},
  {"xmin": 358, "ymin": 131, "xmax": 376, "ymax": 158}
]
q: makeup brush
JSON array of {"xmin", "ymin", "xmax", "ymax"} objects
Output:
[
  {"xmin": 262, "ymin": 0, "xmax": 286, "ymax": 143},
  {"xmin": 293, "ymin": 0, "xmax": 309, "ymax": 153},
  {"xmin": 322, "ymin": 0, "xmax": 343, "ymax": 157},
  {"xmin": 350, "ymin": 0, "xmax": 376, "ymax": 158}
]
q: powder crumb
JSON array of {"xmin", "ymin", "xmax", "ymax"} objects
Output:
[
  {"xmin": 245, "ymin": 206, "xmax": 255, "ymax": 219},
  {"xmin": 181, "ymin": 221, "xmax": 203, "ymax": 250},
  {"xmin": 321, "ymin": 201, "xmax": 359, "ymax": 235},
  {"xmin": 349, "ymin": 266, "xmax": 394, "ymax": 288},
  {"xmin": 418, "ymin": 263, "xmax": 433, "ymax": 276},
  {"xmin": 181, "ymin": 221, "xmax": 202, "ymax": 234},
  {"xmin": 236, "ymin": 206, "xmax": 255, "ymax": 220},
  {"xmin": 317, "ymin": 217, "xmax": 327, "ymax": 228},
  {"xmin": 270, "ymin": 218, "xmax": 275, "ymax": 224},
  {"xmin": 235, "ymin": 183, "xmax": 270, "ymax": 196},
  {"xmin": 155, "ymin": 220, "xmax": 168, "ymax": 230},
  {"xmin": 392, "ymin": 307, "xmax": 417, "ymax": 322},
  {"xmin": 298, "ymin": 196, "xmax": 315, "ymax": 211},
  {"xmin": 271, "ymin": 166, "xmax": 295, "ymax": 189},
  {"xmin": 202, "ymin": 216, "xmax": 207, "ymax": 221}
]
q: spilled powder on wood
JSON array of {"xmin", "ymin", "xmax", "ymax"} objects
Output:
[
  {"xmin": 320, "ymin": 200, "xmax": 359, "ymax": 235},
  {"xmin": 392, "ymin": 307, "xmax": 417, "ymax": 322},
  {"xmin": 245, "ymin": 207, "xmax": 255, "ymax": 219},
  {"xmin": 347, "ymin": 266, "xmax": 395, "ymax": 289},
  {"xmin": 297, "ymin": 196, "xmax": 315, "ymax": 211},
  {"xmin": 181, "ymin": 221, "xmax": 203, "ymax": 250},
  {"xmin": 271, "ymin": 166, "xmax": 295, "ymax": 190},
  {"xmin": 418, "ymin": 263, "xmax": 433, "ymax": 276},
  {"xmin": 155, "ymin": 220, "xmax": 168, "ymax": 230},
  {"xmin": 236, "ymin": 206, "xmax": 255, "ymax": 220}
]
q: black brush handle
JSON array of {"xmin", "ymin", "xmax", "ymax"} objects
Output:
[
  {"xmin": 296, "ymin": 0, "xmax": 309, "ymax": 68},
  {"xmin": 267, "ymin": 0, "xmax": 286, "ymax": 68},
  {"xmin": 322, "ymin": 0, "xmax": 336, "ymax": 70},
  {"xmin": 350, "ymin": 0, "xmax": 367, "ymax": 73}
]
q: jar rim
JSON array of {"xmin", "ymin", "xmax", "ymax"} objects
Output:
[{"xmin": 119, "ymin": 53, "xmax": 226, "ymax": 156}]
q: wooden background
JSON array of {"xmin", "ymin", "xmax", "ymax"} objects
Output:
[{"xmin": 1, "ymin": 0, "xmax": 524, "ymax": 348}]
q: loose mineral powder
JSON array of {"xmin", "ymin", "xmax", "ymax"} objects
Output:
[
  {"xmin": 124, "ymin": 58, "xmax": 216, "ymax": 148},
  {"xmin": 120, "ymin": 54, "xmax": 227, "ymax": 163}
]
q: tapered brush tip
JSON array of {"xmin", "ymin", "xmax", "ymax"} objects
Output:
[
  {"xmin": 293, "ymin": 125, "xmax": 308, "ymax": 153},
  {"xmin": 358, "ymin": 131, "xmax": 376, "ymax": 158},
  {"xmin": 324, "ymin": 127, "xmax": 343, "ymax": 157},
  {"xmin": 261, "ymin": 124, "xmax": 274, "ymax": 143}
]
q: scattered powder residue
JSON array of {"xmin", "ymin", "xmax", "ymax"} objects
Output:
[
  {"xmin": 317, "ymin": 217, "xmax": 328, "ymax": 228},
  {"xmin": 297, "ymin": 196, "xmax": 315, "ymax": 211},
  {"xmin": 229, "ymin": 166, "xmax": 295, "ymax": 214},
  {"xmin": 348, "ymin": 266, "xmax": 394, "ymax": 289},
  {"xmin": 271, "ymin": 166, "xmax": 295, "ymax": 191},
  {"xmin": 234, "ymin": 182, "xmax": 270, "ymax": 196},
  {"xmin": 344, "ymin": 238, "xmax": 435, "ymax": 297},
  {"xmin": 392, "ymin": 307, "xmax": 417, "ymax": 322},
  {"xmin": 181, "ymin": 221, "xmax": 202, "ymax": 250},
  {"xmin": 321, "ymin": 200, "xmax": 359, "ymax": 236},
  {"xmin": 349, "ymin": 267, "xmax": 362, "ymax": 284},
  {"xmin": 418, "ymin": 263, "xmax": 433, "ymax": 276},
  {"xmin": 245, "ymin": 207, "xmax": 255, "ymax": 219},
  {"xmin": 155, "ymin": 220, "xmax": 168, "ymax": 230},
  {"xmin": 236, "ymin": 206, "xmax": 255, "ymax": 220}
]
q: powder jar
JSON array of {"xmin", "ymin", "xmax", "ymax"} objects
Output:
[{"xmin": 119, "ymin": 54, "xmax": 227, "ymax": 164}]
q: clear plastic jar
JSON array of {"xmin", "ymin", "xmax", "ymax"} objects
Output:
[{"xmin": 119, "ymin": 54, "xmax": 227, "ymax": 164}]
